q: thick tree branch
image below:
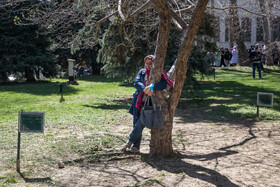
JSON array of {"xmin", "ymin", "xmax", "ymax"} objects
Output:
[{"xmin": 169, "ymin": 0, "xmax": 208, "ymax": 114}]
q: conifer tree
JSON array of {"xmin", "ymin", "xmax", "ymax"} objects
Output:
[{"xmin": 0, "ymin": 0, "xmax": 57, "ymax": 81}]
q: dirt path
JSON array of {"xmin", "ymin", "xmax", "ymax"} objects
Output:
[{"xmin": 48, "ymin": 110, "xmax": 280, "ymax": 187}]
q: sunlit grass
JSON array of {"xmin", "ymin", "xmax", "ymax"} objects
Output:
[{"xmin": 180, "ymin": 66, "xmax": 280, "ymax": 121}]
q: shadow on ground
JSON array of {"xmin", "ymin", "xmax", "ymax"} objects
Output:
[
  {"xmin": 143, "ymin": 129, "xmax": 256, "ymax": 187},
  {"xmin": 19, "ymin": 172, "xmax": 52, "ymax": 183},
  {"xmin": 0, "ymin": 81, "xmax": 79, "ymax": 96}
]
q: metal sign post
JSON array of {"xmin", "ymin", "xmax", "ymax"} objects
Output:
[
  {"xmin": 17, "ymin": 111, "xmax": 45, "ymax": 172},
  {"xmin": 16, "ymin": 131, "xmax": 21, "ymax": 172},
  {"xmin": 59, "ymin": 83, "xmax": 65, "ymax": 102}
]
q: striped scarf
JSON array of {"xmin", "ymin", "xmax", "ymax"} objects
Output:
[{"xmin": 135, "ymin": 69, "xmax": 174, "ymax": 112}]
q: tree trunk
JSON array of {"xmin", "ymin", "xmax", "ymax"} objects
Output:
[
  {"xmin": 0, "ymin": 72, "xmax": 8, "ymax": 81},
  {"xmin": 229, "ymin": 11, "xmax": 234, "ymax": 49},
  {"xmin": 149, "ymin": 0, "xmax": 173, "ymax": 156},
  {"xmin": 25, "ymin": 68, "xmax": 36, "ymax": 82},
  {"xmin": 234, "ymin": 16, "xmax": 249, "ymax": 65},
  {"xmin": 230, "ymin": 0, "xmax": 249, "ymax": 66},
  {"xmin": 149, "ymin": 0, "xmax": 209, "ymax": 157},
  {"xmin": 259, "ymin": 0, "xmax": 273, "ymax": 65}
]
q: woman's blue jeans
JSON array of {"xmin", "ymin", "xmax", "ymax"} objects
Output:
[{"xmin": 129, "ymin": 113, "xmax": 145, "ymax": 149}]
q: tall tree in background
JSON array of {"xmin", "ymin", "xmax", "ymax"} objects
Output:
[
  {"xmin": 0, "ymin": 1, "xmax": 57, "ymax": 81},
  {"xmin": 229, "ymin": 0, "xmax": 249, "ymax": 66},
  {"xmin": 259, "ymin": 0, "xmax": 273, "ymax": 65}
]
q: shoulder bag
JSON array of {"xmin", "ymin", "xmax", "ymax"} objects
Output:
[{"xmin": 140, "ymin": 95, "xmax": 164, "ymax": 129}]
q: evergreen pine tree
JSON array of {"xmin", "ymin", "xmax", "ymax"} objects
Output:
[{"xmin": 0, "ymin": 1, "xmax": 57, "ymax": 82}]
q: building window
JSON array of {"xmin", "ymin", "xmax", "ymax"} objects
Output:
[
  {"xmin": 256, "ymin": 18, "xmax": 264, "ymax": 42},
  {"xmin": 241, "ymin": 17, "xmax": 251, "ymax": 42},
  {"xmin": 272, "ymin": 17, "xmax": 280, "ymax": 41}
]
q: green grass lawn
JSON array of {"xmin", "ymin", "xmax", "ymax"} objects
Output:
[
  {"xmin": 0, "ymin": 66, "xmax": 279, "ymax": 184},
  {"xmin": 0, "ymin": 76, "xmax": 135, "ymax": 184},
  {"xmin": 179, "ymin": 66, "xmax": 280, "ymax": 122}
]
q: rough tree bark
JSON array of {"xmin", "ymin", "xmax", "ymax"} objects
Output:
[
  {"xmin": 149, "ymin": 0, "xmax": 209, "ymax": 157},
  {"xmin": 148, "ymin": 0, "xmax": 173, "ymax": 156},
  {"xmin": 229, "ymin": 7, "xmax": 234, "ymax": 49}
]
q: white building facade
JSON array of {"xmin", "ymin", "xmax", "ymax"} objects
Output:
[{"xmin": 212, "ymin": 0, "xmax": 280, "ymax": 49}]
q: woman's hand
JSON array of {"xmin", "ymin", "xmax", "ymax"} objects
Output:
[{"xmin": 144, "ymin": 87, "xmax": 154, "ymax": 96}]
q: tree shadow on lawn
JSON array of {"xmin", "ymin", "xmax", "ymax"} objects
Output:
[
  {"xmin": 178, "ymin": 80, "xmax": 280, "ymax": 126},
  {"xmin": 0, "ymin": 81, "xmax": 79, "ymax": 96},
  {"xmin": 217, "ymin": 67, "xmax": 250, "ymax": 74},
  {"xmin": 83, "ymin": 104, "xmax": 128, "ymax": 110},
  {"xmin": 83, "ymin": 97, "xmax": 132, "ymax": 110}
]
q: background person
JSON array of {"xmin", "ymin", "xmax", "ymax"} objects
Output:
[{"xmin": 230, "ymin": 46, "xmax": 238, "ymax": 66}]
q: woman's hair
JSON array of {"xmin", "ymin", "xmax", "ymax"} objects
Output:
[{"xmin": 144, "ymin": 55, "xmax": 155, "ymax": 62}]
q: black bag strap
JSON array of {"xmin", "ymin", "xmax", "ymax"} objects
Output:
[
  {"xmin": 142, "ymin": 95, "xmax": 161, "ymax": 111},
  {"xmin": 151, "ymin": 95, "xmax": 161, "ymax": 111},
  {"xmin": 142, "ymin": 95, "xmax": 150, "ymax": 110}
]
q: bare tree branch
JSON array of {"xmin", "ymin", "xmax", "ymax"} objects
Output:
[
  {"xmin": 175, "ymin": 5, "xmax": 195, "ymax": 14},
  {"xmin": 169, "ymin": 8, "xmax": 187, "ymax": 30},
  {"xmin": 209, "ymin": 6, "xmax": 266, "ymax": 17},
  {"xmin": 122, "ymin": 26, "xmax": 135, "ymax": 51},
  {"xmin": 123, "ymin": 0, "xmax": 153, "ymax": 25},
  {"xmin": 122, "ymin": 0, "xmax": 130, "ymax": 9},
  {"xmin": 118, "ymin": 0, "xmax": 125, "ymax": 21}
]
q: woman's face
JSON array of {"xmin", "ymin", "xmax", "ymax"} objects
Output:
[{"xmin": 145, "ymin": 59, "xmax": 152, "ymax": 70}]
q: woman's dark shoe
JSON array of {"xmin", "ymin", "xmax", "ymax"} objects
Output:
[
  {"xmin": 121, "ymin": 141, "xmax": 132, "ymax": 152},
  {"xmin": 128, "ymin": 147, "xmax": 140, "ymax": 153}
]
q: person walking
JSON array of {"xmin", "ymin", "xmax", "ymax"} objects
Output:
[{"xmin": 121, "ymin": 55, "xmax": 174, "ymax": 153}]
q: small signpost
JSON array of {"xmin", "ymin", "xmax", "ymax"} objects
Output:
[
  {"xmin": 256, "ymin": 92, "xmax": 274, "ymax": 118},
  {"xmin": 17, "ymin": 111, "xmax": 45, "ymax": 172},
  {"xmin": 59, "ymin": 83, "xmax": 65, "ymax": 102}
]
